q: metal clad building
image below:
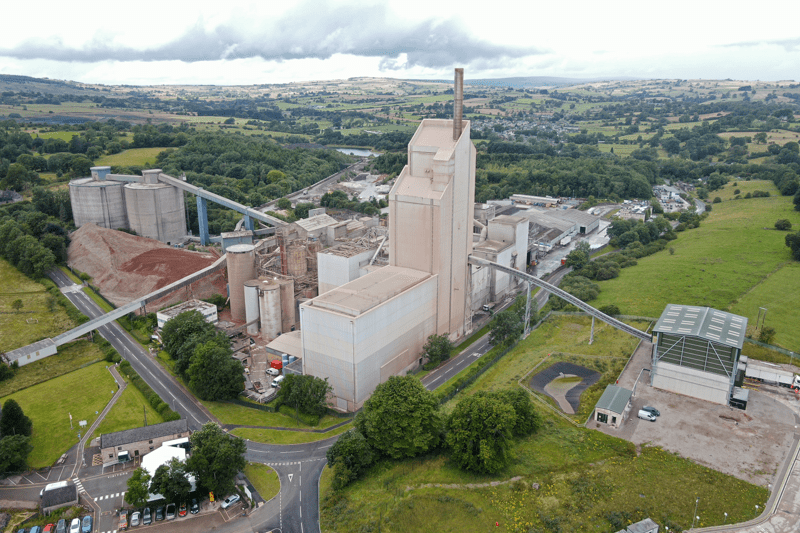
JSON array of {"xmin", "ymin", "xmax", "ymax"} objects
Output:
[{"xmin": 651, "ymin": 305, "xmax": 747, "ymax": 405}]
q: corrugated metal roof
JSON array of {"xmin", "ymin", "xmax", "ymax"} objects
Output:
[
  {"xmin": 595, "ymin": 385, "xmax": 632, "ymax": 415},
  {"xmin": 654, "ymin": 304, "xmax": 747, "ymax": 349},
  {"xmin": 295, "ymin": 214, "xmax": 339, "ymax": 233}
]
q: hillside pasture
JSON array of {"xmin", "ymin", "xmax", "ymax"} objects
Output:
[{"xmin": 95, "ymin": 147, "xmax": 169, "ymax": 168}]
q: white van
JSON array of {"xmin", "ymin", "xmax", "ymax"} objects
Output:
[
  {"xmin": 40, "ymin": 480, "xmax": 69, "ymax": 497},
  {"xmin": 637, "ymin": 409, "xmax": 657, "ymax": 422},
  {"xmin": 271, "ymin": 375, "xmax": 285, "ymax": 388}
]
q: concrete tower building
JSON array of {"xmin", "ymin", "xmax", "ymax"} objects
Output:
[{"xmin": 388, "ymin": 68, "xmax": 476, "ymax": 340}]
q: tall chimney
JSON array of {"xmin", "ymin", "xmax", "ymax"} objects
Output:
[{"xmin": 453, "ymin": 68, "xmax": 464, "ymax": 141}]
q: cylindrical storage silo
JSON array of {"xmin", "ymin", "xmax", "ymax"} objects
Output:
[
  {"xmin": 277, "ymin": 278, "xmax": 295, "ymax": 333},
  {"xmin": 124, "ymin": 182, "xmax": 187, "ymax": 244},
  {"xmin": 307, "ymin": 241, "xmax": 321, "ymax": 273},
  {"xmin": 286, "ymin": 243, "xmax": 307, "ymax": 277},
  {"xmin": 259, "ymin": 281, "xmax": 282, "ymax": 341},
  {"xmin": 227, "ymin": 244, "xmax": 257, "ymax": 323},
  {"xmin": 282, "ymin": 353, "xmax": 289, "ymax": 366},
  {"xmin": 69, "ymin": 177, "xmax": 129, "ymax": 230},
  {"xmin": 243, "ymin": 280, "xmax": 261, "ymax": 336}
]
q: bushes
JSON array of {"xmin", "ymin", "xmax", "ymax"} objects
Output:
[
  {"xmin": 41, "ymin": 279, "xmax": 89, "ymax": 325},
  {"xmin": 118, "ymin": 360, "xmax": 181, "ymax": 421}
]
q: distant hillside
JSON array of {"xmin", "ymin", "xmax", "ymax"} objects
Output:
[
  {"xmin": 0, "ymin": 74, "xmax": 109, "ymax": 96},
  {"xmin": 411, "ymin": 76, "xmax": 640, "ymax": 88}
]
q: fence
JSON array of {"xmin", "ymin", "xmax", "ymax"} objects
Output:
[{"xmin": 744, "ymin": 337, "xmax": 799, "ymax": 362}]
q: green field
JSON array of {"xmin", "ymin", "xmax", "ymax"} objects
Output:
[
  {"xmin": 92, "ymin": 376, "xmax": 164, "ymax": 440},
  {"xmin": 0, "ymin": 339, "xmax": 105, "ymax": 398},
  {"xmin": 1, "ymin": 362, "xmax": 117, "ymax": 468},
  {"xmin": 591, "ymin": 180, "xmax": 800, "ymax": 350},
  {"xmin": 233, "ymin": 422, "xmax": 353, "ymax": 445},
  {"xmin": 95, "ymin": 147, "xmax": 169, "ymax": 168},
  {"xmin": 243, "ymin": 462, "xmax": 281, "ymax": 502},
  {"xmin": 320, "ymin": 315, "xmax": 767, "ymax": 533},
  {"xmin": 0, "ymin": 259, "xmax": 77, "ymax": 352}
]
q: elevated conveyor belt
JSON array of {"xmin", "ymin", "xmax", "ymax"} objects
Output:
[{"xmin": 469, "ymin": 255, "xmax": 651, "ymax": 341}]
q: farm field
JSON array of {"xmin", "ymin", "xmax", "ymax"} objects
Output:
[
  {"xmin": 95, "ymin": 147, "xmax": 169, "ymax": 168},
  {"xmin": 0, "ymin": 258, "xmax": 76, "ymax": 352},
  {"xmin": 0, "ymin": 362, "xmax": 117, "ymax": 468},
  {"xmin": 320, "ymin": 315, "xmax": 767, "ymax": 533},
  {"xmin": 591, "ymin": 180, "xmax": 800, "ymax": 351}
]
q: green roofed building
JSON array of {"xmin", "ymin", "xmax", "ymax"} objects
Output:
[
  {"xmin": 651, "ymin": 304, "xmax": 747, "ymax": 405},
  {"xmin": 593, "ymin": 384, "xmax": 633, "ymax": 429}
]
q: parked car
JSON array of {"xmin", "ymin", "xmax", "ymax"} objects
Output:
[
  {"xmin": 118, "ymin": 510, "xmax": 128, "ymax": 531},
  {"xmin": 266, "ymin": 367, "xmax": 280, "ymax": 376},
  {"xmin": 56, "ymin": 519, "xmax": 67, "ymax": 533},
  {"xmin": 30, "ymin": 527, "xmax": 41, "ymax": 533},
  {"xmin": 130, "ymin": 512, "xmax": 140, "ymax": 527},
  {"xmin": 221, "ymin": 494, "xmax": 240, "ymax": 509},
  {"xmin": 69, "ymin": 519, "xmax": 80, "ymax": 533},
  {"xmin": 81, "ymin": 516, "xmax": 92, "ymax": 533},
  {"xmin": 142, "ymin": 507, "xmax": 151, "ymax": 525},
  {"xmin": 637, "ymin": 409, "xmax": 657, "ymax": 422},
  {"xmin": 190, "ymin": 498, "xmax": 199, "ymax": 514},
  {"xmin": 642, "ymin": 406, "xmax": 660, "ymax": 417},
  {"xmin": 155, "ymin": 505, "xmax": 165, "ymax": 521},
  {"xmin": 166, "ymin": 503, "xmax": 176, "ymax": 520},
  {"xmin": 43, "ymin": 525, "xmax": 55, "ymax": 533},
  {"xmin": 179, "ymin": 502, "xmax": 187, "ymax": 517}
]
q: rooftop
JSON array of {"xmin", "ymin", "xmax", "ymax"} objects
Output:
[
  {"xmin": 491, "ymin": 214, "xmax": 527, "ymax": 227},
  {"xmin": 305, "ymin": 266, "xmax": 431, "ymax": 317},
  {"xmin": 4, "ymin": 338, "xmax": 55, "ymax": 363},
  {"xmin": 157, "ymin": 299, "xmax": 217, "ymax": 319},
  {"xmin": 410, "ymin": 119, "xmax": 464, "ymax": 152},
  {"xmin": 321, "ymin": 242, "xmax": 375, "ymax": 258},
  {"xmin": 100, "ymin": 419, "xmax": 188, "ymax": 450},
  {"xmin": 654, "ymin": 304, "xmax": 747, "ymax": 349},
  {"xmin": 549, "ymin": 208, "xmax": 600, "ymax": 226},
  {"xmin": 474, "ymin": 239, "xmax": 513, "ymax": 254},
  {"xmin": 595, "ymin": 385, "xmax": 633, "ymax": 415},
  {"xmin": 41, "ymin": 485, "xmax": 77, "ymax": 508},
  {"xmin": 295, "ymin": 213, "xmax": 339, "ymax": 233}
]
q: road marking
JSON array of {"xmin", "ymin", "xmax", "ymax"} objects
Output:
[
  {"xmin": 288, "ymin": 474, "xmax": 293, "ymax": 482},
  {"xmin": 428, "ymin": 376, "xmax": 442, "ymax": 384}
]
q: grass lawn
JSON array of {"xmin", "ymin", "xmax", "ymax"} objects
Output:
[
  {"xmin": 0, "ymin": 339, "xmax": 105, "ymax": 398},
  {"xmin": 95, "ymin": 147, "xmax": 169, "ymax": 168},
  {"xmin": 320, "ymin": 315, "xmax": 768, "ymax": 533},
  {"xmin": 92, "ymin": 377, "xmax": 164, "ymax": 440},
  {"xmin": 0, "ymin": 259, "xmax": 76, "ymax": 352},
  {"xmin": 1, "ymin": 362, "xmax": 117, "ymax": 468},
  {"xmin": 201, "ymin": 399, "xmax": 346, "ymax": 429},
  {"xmin": 234, "ymin": 422, "xmax": 353, "ymax": 445},
  {"xmin": 591, "ymin": 180, "xmax": 800, "ymax": 351},
  {"xmin": 244, "ymin": 462, "xmax": 281, "ymax": 502}
]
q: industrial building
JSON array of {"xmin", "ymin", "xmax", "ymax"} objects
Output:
[
  {"xmin": 651, "ymin": 304, "xmax": 747, "ymax": 405},
  {"xmin": 470, "ymin": 215, "xmax": 529, "ymax": 309},
  {"xmin": 156, "ymin": 299, "xmax": 219, "ymax": 330},
  {"xmin": 593, "ymin": 384, "xmax": 633, "ymax": 429}
]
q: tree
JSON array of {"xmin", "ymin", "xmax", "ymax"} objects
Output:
[
  {"xmin": 187, "ymin": 423, "xmax": 246, "ymax": 497},
  {"xmin": 795, "ymin": 189, "xmax": 800, "ymax": 212},
  {"xmin": 161, "ymin": 310, "xmax": 219, "ymax": 376},
  {"xmin": 11, "ymin": 299, "xmax": 23, "ymax": 313},
  {"xmin": 775, "ymin": 219, "xmax": 793, "ymax": 231},
  {"xmin": 355, "ymin": 376, "xmax": 441, "ymax": 459},
  {"xmin": 274, "ymin": 374, "xmax": 332, "ymax": 417},
  {"xmin": 150, "ymin": 458, "xmax": 191, "ymax": 503},
  {"xmin": 786, "ymin": 231, "xmax": 800, "ymax": 261},
  {"xmin": 125, "ymin": 467, "xmax": 152, "ymax": 508},
  {"xmin": 496, "ymin": 388, "xmax": 542, "ymax": 437},
  {"xmin": 0, "ymin": 435, "xmax": 32, "ymax": 473},
  {"xmin": 489, "ymin": 308, "xmax": 523, "ymax": 348},
  {"xmin": 421, "ymin": 333, "xmax": 454, "ymax": 366},
  {"xmin": 0, "ymin": 399, "xmax": 32, "ymax": 437},
  {"xmin": 293, "ymin": 202, "xmax": 316, "ymax": 219},
  {"xmin": 276, "ymin": 197, "xmax": 292, "ymax": 210},
  {"xmin": 446, "ymin": 392, "xmax": 516, "ymax": 474},
  {"xmin": 759, "ymin": 326, "xmax": 777, "ymax": 344},
  {"xmin": 187, "ymin": 340, "xmax": 243, "ymax": 401},
  {"xmin": 564, "ymin": 249, "xmax": 589, "ymax": 269},
  {"xmin": 325, "ymin": 429, "xmax": 374, "ymax": 489}
]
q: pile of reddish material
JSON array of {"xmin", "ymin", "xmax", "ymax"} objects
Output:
[{"xmin": 68, "ymin": 224, "xmax": 221, "ymax": 306}]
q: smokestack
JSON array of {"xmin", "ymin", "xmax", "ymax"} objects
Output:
[{"xmin": 453, "ymin": 68, "xmax": 464, "ymax": 141}]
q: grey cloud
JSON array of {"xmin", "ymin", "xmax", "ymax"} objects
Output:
[
  {"xmin": 0, "ymin": 2, "xmax": 541, "ymax": 68},
  {"xmin": 722, "ymin": 37, "xmax": 800, "ymax": 52}
]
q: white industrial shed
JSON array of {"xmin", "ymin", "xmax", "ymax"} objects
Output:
[
  {"xmin": 549, "ymin": 208, "xmax": 601, "ymax": 234},
  {"xmin": 651, "ymin": 305, "xmax": 747, "ymax": 405}
]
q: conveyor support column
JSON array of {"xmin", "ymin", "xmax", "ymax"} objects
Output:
[{"xmin": 197, "ymin": 195, "xmax": 210, "ymax": 246}]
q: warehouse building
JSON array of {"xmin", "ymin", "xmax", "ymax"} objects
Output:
[
  {"xmin": 156, "ymin": 299, "xmax": 218, "ymax": 329},
  {"xmin": 651, "ymin": 305, "xmax": 747, "ymax": 405}
]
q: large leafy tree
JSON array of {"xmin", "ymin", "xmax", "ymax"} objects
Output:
[
  {"xmin": 421, "ymin": 333, "xmax": 454, "ymax": 366},
  {"xmin": 355, "ymin": 376, "xmax": 441, "ymax": 459},
  {"xmin": 150, "ymin": 458, "xmax": 192, "ymax": 503},
  {"xmin": 489, "ymin": 308, "xmax": 523, "ymax": 348},
  {"xmin": 160, "ymin": 310, "xmax": 218, "ymax": 376},
  {"xmin": 275, "ymin": 374, "xmax": 332, "ymax": 417},
  {"xmin": 786, "ymin": 231, "xmax": 800, "ymax": 261},
  {"xmin": 0, "ymin": 435, "xmax": 32, "ymax": 473},
  {"xmin": 496, "ymin": 388, "xmax": 542, "ymax": 437},
  {"xmin": 187, "ymin": 423, "xmax": 246, "ymax": 497},
  {"xmin": 0, "ymin": 399, "xmax": 32, "ymax": 437},
  {"xmin": 125, "ymin": 467, "xmax": 152, "ymax": 508},
  {"xmin": 446, "ymin": 392, "xmax": 516, "ymax": 474},
  {"xmin": 187, "ymin": 340, "xmax": 243, "ymax": 401},
  {"xmin": 325, "ymin": 429, "xmax": 374, "ymax": 490}
]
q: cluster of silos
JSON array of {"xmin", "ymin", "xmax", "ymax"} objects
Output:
[
  {"xmin": 242, "ymin": 277, "xmax": 296, "ymax": 342},
  {"xmin": 227, "ymin": 244, "xmax": 258, "ymax": 323},
  {"xmin": 69, "ymin": 166, "xmax": 129, "ymax": 230}
]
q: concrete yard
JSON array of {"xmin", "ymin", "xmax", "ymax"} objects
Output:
[{"xmin": 595, "ymin": 340, "xmax": 800, "ymax": 490}]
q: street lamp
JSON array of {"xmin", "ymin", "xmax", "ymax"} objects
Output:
[
  {"xmin": 691, "ymin": 497, "xmax": 699, "ymax": 529},
  {"xmin": 723, "ymin": 512, "xmax": 727, "ymax": 525},
  {"xmin": 755, "ymin": 504, "xmax": 759, "ymax": 517}
]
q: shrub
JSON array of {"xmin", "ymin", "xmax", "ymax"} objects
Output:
[
  {"xmin": 598, "ymin": 304, "xmax": 621, "ymax": 316},
  {"xmin": 775, "ymin": 219, "xmax": 792, "ymax": 231}
]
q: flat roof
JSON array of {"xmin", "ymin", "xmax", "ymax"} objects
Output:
[
  {"xmin": 266, "ymin": 330, "xmax": 303, "ymax": 359},
  {"xmin": 654, "ymin": 304, "xmax": 747, "ymax": 349},
  {"xmin": 549, "ymin": 208, "xmax": 600, "ymax": 226},
  {"xmin": 474, "ymin": 239, "xmax": 513, "ymax": 254},
  {"xmin": 305, "ymin": 266, "xmax": 431, "ymax": 317},
  {"xmin": 410, "ymin": 119, "xmax": 462, "ymax": 152},
  {"xmin": 491, "ymin": 215, "xmax": 527, "ymax": 227},
  {"xmin": 4, "ymin": 338, "xmax": 55, "ymax": 362},
  {"xmin": 523, "ymin": 208, "xmax": 576, "ymax": 233},
  {"xmin": 595, "ymin": 385, "xmax": 632, "ymax": 415},
  {"xmin": 157, "ymin": 299, "xmax": 217, "ymax": 319}
]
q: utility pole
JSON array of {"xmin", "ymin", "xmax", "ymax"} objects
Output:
[{"xmin": 144, "ymin": 405, "xmax": 147, "ymax": 426}]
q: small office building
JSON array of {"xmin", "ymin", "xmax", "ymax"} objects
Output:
[
  {"xmin": 100, "ymin": 419, "xmax": 190, "ymax": 464},
  {"xmin": 593, "ymin": 385, "xmax": 633, "ymax": 429}
]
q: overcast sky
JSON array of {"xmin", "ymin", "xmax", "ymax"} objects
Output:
[{"xmin": 1, "ymin": 0, "xmax": 798, "ymax": 86}]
